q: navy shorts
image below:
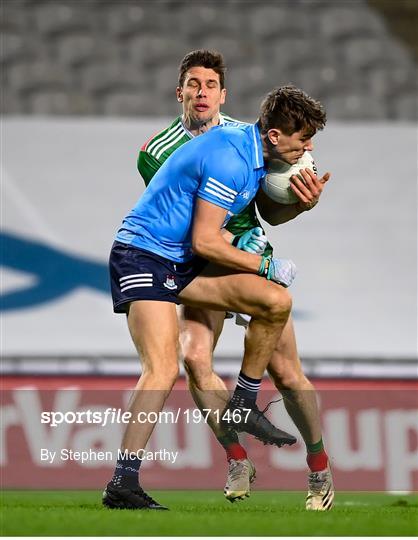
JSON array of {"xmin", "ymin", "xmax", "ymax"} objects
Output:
[{"xmin": 109, "ymin": 241, "xmax": 207, "ymax": 313}]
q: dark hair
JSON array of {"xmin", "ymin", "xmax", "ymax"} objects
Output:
[
  {"xmin": 178, "ymin": 49, "xmax": 226, "ymax": 89},
  {"xmin": 259, "ymin": 85, "xmax": 326, "ymax": 137}
]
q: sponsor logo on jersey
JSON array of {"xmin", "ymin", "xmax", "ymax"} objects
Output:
[{"xmin": 163, "ymin": 275, "xmax": 178, "ymax": 290}]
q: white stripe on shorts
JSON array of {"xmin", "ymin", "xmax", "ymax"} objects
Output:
[
  {"xmin": 120, "ymin": 283, "xmax": 153, "ymax": 293},
  {"xmin": 119, "ymin": 273, "xmax": 152, "ymax": 283}
]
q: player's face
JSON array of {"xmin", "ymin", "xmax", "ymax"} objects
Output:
[
  {"xmin": 176, "ymin": 67, "xmax": 226, "ymax": 127},
  {"xmin": 266, "ymin": 129, "xmax": 314, "ymax": 165}
]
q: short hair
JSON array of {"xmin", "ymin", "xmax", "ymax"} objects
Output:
[
  {"xmin": 259, "ymin": 85, "xmax": 327, "ymax": 137},
  {"xmin": 178, "ymin": 49, "xmax": 226, "ymax": 89}
]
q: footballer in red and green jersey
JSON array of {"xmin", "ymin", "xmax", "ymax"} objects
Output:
[{"xmin": 138, "ymin": 114, "xmax": 273, "ymax": 256}]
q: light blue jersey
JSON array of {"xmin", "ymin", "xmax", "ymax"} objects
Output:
[{"xmin": 116, "ymin": 123, "xmax": 265, "ymax": 262}]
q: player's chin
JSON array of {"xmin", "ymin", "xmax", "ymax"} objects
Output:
[{"xmin": 193, "ymin": 108, "xmax": 210, "ymax": 118}]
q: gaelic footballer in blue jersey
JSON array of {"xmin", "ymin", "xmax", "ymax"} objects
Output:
[
  {"xmin": 116, "ymin": 123, "xmax": 263, "ymax": 263},
  {"xmin": 104, "ymin": 85, "xmax": 330, "ymax": 511}
]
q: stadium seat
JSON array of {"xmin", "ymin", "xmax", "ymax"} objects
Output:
[
  {"xmin": 79, "ymin": 63, "xmax": 144, "ymax": 94},
  {"xmin": 271, "ymin": 36, "xmax": 319, "ymax": 67},
  {"xmin": 342, "ymin": 37, "xmax": 384, "ymax": 69},
  {"xmin": 153, "ymin": 63, "xmax": 180, "ymax": 95},
  {"xmin": 391, "ymin": 94, "xmax": 418, "ymax": 120},
  {"xmin": 288, "ymin": 65, "xmax": 338, "ymax": 98},
  {"xmin": 7, "ymin": 61, "xmax": 70, "ymax": 92},
  {"xmin": 227, "ymin": 65, "xmax": 268, "ymax": 100},
  {"xmin": 325, "ymin": 93, "xmax": 388, "ymax": 120},
  {"xmin": 247, "ymin": 3, "xmax": 310, "ymax": 39},
  {"xmin": 1, "ymin": 89, "xmax": 23, "ymax": 114},
  {"xmin": 0, "ymin": 31, "xmax": 26, "ymax": 64},
  {"xmin": 28, "ymin": 90, "xmax": 73, "ymax": 114},
  {"xmin": 1, "ymin": 3, "xmax": 28, "ymax": 32},
  {"xmin": 33, "ymin": 2, "xmax": 92, "ymax": 35},
  {"xmin": 105, "ymin": 3, "xmax": 160, "ymax": 38},
  {"xmin": 1, "ymin": 0, "xmax": 416, "ymax": 120},
  {"xmin": 174, "ymin": 4, "xmax": 241, "ymax": 39},
  {"xmin": 317, "ymin": 5, "xmax": 387, "ymax": 40},
  {"xmin": 367, "ymin": 66, "xmax": 416, "ymax": 98},
  {"xmin": 128, "ymin": 34, "xmax": 186, "ymax": 66},
  {"xmin": 198, "ymin": 35, "xmax": 247, "ymax": 66},
  {"xmin": 102, "ymin": 91, "xmax": 156, "ymax": 116},
  {"xmin": 56, "ymin": 34, "xmax": 97, "ymax": 67}
]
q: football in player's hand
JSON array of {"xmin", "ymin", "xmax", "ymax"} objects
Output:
[{"xmin": 262, "ymin": 152, "xmax": 317, "ymax": 204}]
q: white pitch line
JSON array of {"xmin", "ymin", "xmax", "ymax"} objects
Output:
[{"xmin": 334, "ymin": 501, "xmax": 371, "ymax": 506}]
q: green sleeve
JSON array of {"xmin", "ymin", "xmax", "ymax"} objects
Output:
[{"xmin": 137, "ymin": 150, "xmax": 163, "ymax": 186}]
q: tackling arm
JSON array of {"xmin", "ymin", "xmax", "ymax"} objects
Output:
[
  {"xmin": 192, "ymin": 199, "xmax": 262, "ymax": 273},
  {"xmin": 192, "ymin": 200, "xmax": 296, "ymax": 287}
]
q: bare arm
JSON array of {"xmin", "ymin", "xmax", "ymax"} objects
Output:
[
  {"xmin": 256, "ymin": 189, "xmax": 304, "ymax": 226},
  {"xmin": 192, "ymin": 198, "xmax": 261, "ymax": 273},
  {"xmin": 257, "ymin": 168, "xmax": 331, "ymax": 225}
]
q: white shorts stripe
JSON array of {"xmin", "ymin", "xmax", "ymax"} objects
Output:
[
  {"xmin": 120, "ymin": 278, "xmax": 153, "ymax": 286},
  {"xmin": 119, "ymin": 273, "xmax": 152, "ymax": 283},
  {"xmin": 120, "ymin": 283, "xmax": 154, "ymax": 292}
]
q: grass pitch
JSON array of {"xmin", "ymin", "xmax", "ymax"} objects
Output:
[{"xmin": 1, "ymin": 490, "xmax": 417, "ymax": 536}]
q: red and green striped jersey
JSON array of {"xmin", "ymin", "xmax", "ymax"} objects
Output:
[{"xmin": 137, "ymin": 114, "xmax": 272, "ymax": 255}]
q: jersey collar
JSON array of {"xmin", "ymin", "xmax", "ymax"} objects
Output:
[{"xmin": 251, "ymin": 123, "xmax": 264, "ymax": 170}]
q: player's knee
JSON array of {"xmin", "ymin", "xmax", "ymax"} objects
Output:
[
  {"xmin": 163, "ymin": 364, "xmax": 180, "ymax": 388},
  {"xmin": 271, "ymin": 366, "xmax": 310, "ymax": 391},
  {"xmin": 144, "ymin": 362, "xmax": 179, "ymax": 388},
  {"xmin": 183, "ymin": 347, "xmax": 213, "ymax": 388},
  {"xmin": 262, "ymin": 287, "xmax": 292, "ymax": 323}
]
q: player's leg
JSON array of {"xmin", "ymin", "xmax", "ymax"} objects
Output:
[
  {"xmin": 179, "ymin": 306, "xmax": 255, "ymax": 501},
  {"xmin": 178, "ymin": 267, "xmax": 297, "ymax": 447},
  {"xmin": 103, "ymin": 299, "xmax": 179, "ymax": 510},
  {"xmin": 266, "ymin": 315, "xmax": 334, "ymax": 510},
  {"xmin": 180, "ymin": 306, "xmax": 235, "ymax": 440},
  {"xmin": 122, "ymin": 301, "xmax": 180, "ymax": 450},
  {"xmin": 267, "ymin": 315, "xmax": 322, "ymax": 444}
]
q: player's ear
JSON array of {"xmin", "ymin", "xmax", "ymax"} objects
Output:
[
  {"xmin": 267, "ymin": 128, "xmax": 281, "ymax": 146},
  {"xmin": 220, "ymin": 88, "xmax": 226, "ymax": 105},
  {"xmin": 176, "ymin": 87, "xmax": 183, "ymax": 103}
]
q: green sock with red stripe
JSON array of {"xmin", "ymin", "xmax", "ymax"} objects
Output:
[{"xmin": 218, "ymin": 430, "xmax": 247, "ymax": 461}]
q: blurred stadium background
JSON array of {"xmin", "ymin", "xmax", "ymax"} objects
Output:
[{"xmin": 1, "ymin": 0, "xmax": 417, "ymax": 493}]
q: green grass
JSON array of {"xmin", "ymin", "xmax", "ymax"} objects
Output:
[{"xmin": 1, "ymin": 490, "xmax": 417, "ymax": 536}]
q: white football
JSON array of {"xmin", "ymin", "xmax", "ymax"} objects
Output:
[{"xmin": 262, "ymin": 152, "xmax": 317, "ymax": 204}]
